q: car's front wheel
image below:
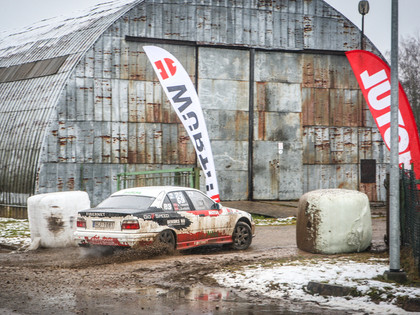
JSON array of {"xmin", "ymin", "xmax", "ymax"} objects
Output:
[{"xmin": 231, "ymin": 222, "xmax": 252, "ymax": 250}]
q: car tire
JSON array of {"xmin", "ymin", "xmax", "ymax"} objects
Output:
[
  {"xmin": 156, "ymin": 229, "xmax": 176, "ymax": 251},
  {"xmin": 231, "ymin": 221, "xmax": 252, "ymax": 250}
]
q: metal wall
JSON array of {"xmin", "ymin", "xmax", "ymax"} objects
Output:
[
  {"xmin": 1, "ymin": 0, "xmax": 389, "ymax": 208},
  {"xmin": 39, "ymin": 0, "xmax": 388, "ymax": 204}
]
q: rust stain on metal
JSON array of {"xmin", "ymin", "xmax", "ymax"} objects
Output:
[
  {"xmin": 58, "ymin": 136, "xmax": 76, "ymax": 146},
  {"xmin": 67, "ymin": 177, "xmax": 75, "ymax": 190},
  {"xmin": 303, "ymin": 16, "xmax": 312, "ymax": 33},
  {"xmin": 257, "ymin": 113, "xmax": 266, "ymax": 141}
]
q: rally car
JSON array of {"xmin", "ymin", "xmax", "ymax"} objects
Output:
[{"xmin": 74, "ymin": 186, "xmax": 255, "ymax": 251}]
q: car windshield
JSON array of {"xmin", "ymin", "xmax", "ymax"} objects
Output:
[{"xmin": 96, "ymin": 195, "xmax": 155, "ymax": 210}]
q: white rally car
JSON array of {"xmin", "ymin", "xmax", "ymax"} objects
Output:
[{"xmin": 74, "ymin": 186, "xmax": 255, "ymax": 251}]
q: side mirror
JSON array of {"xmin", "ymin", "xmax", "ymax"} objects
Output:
[{"xmin": 211, "ymin": 203, "xmax": 221, "ymax": 210}]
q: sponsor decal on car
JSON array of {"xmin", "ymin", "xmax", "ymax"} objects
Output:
[
  {"xmin": 87, "ymin": 212, "xmax": 106, "ymax": 217},
  {"xmin": 167, "ymin": 219, "xmax": 186, "ymax": 226}
]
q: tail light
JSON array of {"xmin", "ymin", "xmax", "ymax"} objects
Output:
[
  {"xmin": 121, "ymin": 219, "xmax": 140, "ymax": 230},
  {"xmin": 77, "ymin": 218, "xmax": 86, "ymax": 228}
]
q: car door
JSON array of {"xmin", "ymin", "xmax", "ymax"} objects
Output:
[
  {"xmin": 165, "ymin": 190, "xmax": 204, "ymax": 242},
  {"xmin": 183, "ymin": 190, "xmax": 230, "ymax": 241}
]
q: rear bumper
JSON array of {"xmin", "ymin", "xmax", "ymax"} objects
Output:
[{"xmin": 74, "ymin": 230, "xmax": 157, "ymax": 247}]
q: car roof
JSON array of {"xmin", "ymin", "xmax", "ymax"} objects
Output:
[{"xmin": 111, "ymin": 186, "xmax": 199, "ymax": 198}]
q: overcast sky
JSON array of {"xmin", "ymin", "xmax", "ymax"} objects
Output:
[{"xmin": 0, "ymin": 0, "xmax": 419, "ymax": 56}]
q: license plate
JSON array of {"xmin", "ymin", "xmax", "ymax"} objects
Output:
[{"xmin": 93, "ymin": 221, "xmax": 115, "ymax": 230}]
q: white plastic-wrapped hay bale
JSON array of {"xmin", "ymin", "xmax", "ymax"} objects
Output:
[
  {"xmin": 296, "ymin": 189, "xmax": 372, "ymax": 254},
  {"xmin": 27, "ymin": 191, "xmax": 90, "ymax": 249}
]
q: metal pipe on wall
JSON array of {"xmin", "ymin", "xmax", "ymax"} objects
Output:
[{"xmin": 248, "ymin": 48, "xmax": 255, "ymax": 201}]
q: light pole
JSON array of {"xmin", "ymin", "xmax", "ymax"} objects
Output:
[
  {"xmin": 358, "ymin": 0, "xmax": 370, "ymax": 50},
  {"xmin": 384, "ymin": 0, "xmax": 407, "ymax": 284}
]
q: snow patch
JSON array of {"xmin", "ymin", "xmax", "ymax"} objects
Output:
[{"xmin": 213, "ymin": 258, "xmax": 420, "ymax": 314}]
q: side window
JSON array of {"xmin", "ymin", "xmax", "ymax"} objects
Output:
[
  {"xmin": 185, "ymin": 190, "xmax": 214, "ymax": 210},
  {"xmin": 167, "ymin": 191, "xmax": 191, "ymax": 211},
  {"xmin": 162, "ymin": 196, "xmax": 174, "ymax": 211}
]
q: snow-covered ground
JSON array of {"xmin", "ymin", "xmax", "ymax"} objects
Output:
[
  {"xmin": 0, "ymin": 217, "xmax": 31, "ymax": 248},
  {"xmin": 212, "ymin": 258, "xmax": 420, "ymax": 314}
]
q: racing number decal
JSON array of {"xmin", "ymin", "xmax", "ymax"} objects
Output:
[{"xmin": 167, "ymin": 192, "xmax": 190, "ymax": 211}]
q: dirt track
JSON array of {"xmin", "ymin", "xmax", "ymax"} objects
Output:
[{"xmin": 0, "ymin": 217, "xmax": 387, "ymax": 315}]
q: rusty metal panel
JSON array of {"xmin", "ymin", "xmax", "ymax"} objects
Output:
[
  {"xmin": 256, "ymin": 82, "xmax": 302, "ymax": 113},
  {"xmin": 198, "ymin": 46, "xmax": 249, "ymax": 200},
  {"xmin": 278, "ymin": 141, "xmax": 304, "ymax": 200},
  {"xmin": 330, "ymin": 127, "xmax": 358, "ymax": 164},
  {"xmin": 208, "ymin": 139, "xmax": 249, "ymax": 199},
  {"xmin": 205, "ymin": 109, "xmax": 249, "ymax": 141},
  {"xmin": 358, "ymin": 127, "xmax": 373, "ymax": 160},
  {"xmin": 302, "ymin": 87, "xmax": 329, "ymax": 126},
  {"xmin": 313, "ymin": 127, "xmax": 329, "ymax": 164},
  {"xmin": 329, "ymin": 89, "xmax": 361, "ymax": 127},
  {"xmin": 199, "ymin": 48, "xmax": 249, "ymax": 81},
  {"xmin": 256, "ymin": 51, "xmax": 303, "ymax": 83},
  {"xmin": 303, "ymin": 126, "xmax": 358, "ymax": 164},
  {"xmin": 303, "ymin": 0, "xmax": 360, "ymax": 51},
  {"xmin": 199, "ymin": 79, "xmax": 249, "ymax": 111},
  {"xmin": 360, "ymin": 183, "xmax": 377, "ymax": 201},
  {"xmin": 372, "ymin": 128, "xmax": 390, "ymax": 163},
  {"xmin": 253, "ymin": 141, "xmax": 280, "ymax": 200},
  {"xmin": 376, "ymin": 163, "xmax": 388, "ymax": 201},
  {"xmin": 303, "ymin": 164, "xmax": 359, "ymax": 193},
  {"xmin": 302, "ymin": 54, "xmax": 331, "ymax": 89},
  {"xmin": 302, "ymin": 127, "xmax": 315, "ymax": 165},
  {"xmin": 254, "ymin": 112, "xmax": 301, "ymax": 142}
]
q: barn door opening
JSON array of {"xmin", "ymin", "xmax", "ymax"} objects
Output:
[{"xmin": 251, "ymin": 51, "xmax": 304, "ymax": 200}]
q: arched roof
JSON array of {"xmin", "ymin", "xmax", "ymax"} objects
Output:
[{"xmin": 0, "ymin": 0, "xmax": 142, "ymax": 205}]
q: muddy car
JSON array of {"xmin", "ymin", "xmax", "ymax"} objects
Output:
[{"xmin": 74, "ymin": 186, "xmax": 255, "ymax": 251}]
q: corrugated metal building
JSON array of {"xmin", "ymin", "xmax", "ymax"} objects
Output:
[{"xmin": 0, "ymin": 0, "xmax": 389, "ymax": 215}]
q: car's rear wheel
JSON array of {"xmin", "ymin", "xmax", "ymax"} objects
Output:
[
  {"xmin": 156, "ymin": 229, "xmax": 176, "ymax": 251},
  {"xmin": 231, "ymin": 222, "xmax": 252, "ymax": 250}
]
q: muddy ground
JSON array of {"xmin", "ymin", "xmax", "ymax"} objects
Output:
[{"xmin": 0, "ymin": 209, "xmax": 387, "ymax": 315}]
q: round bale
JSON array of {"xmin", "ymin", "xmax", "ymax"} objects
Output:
[
  {"xmin": 27, "ymin": 191, "xmax": 90, "ymax": 248},
  {"xmin": 296, "ymin": 189, "xmax": 372, "ymax": 254}
]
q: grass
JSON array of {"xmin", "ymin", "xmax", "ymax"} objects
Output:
[
  {"xmin": 252, "ymin": 214, "xmax": 296, "ymax": 226},
  {"xmin": 0, "ymin": 217, "xmax": 31, "ymax": 247}
]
